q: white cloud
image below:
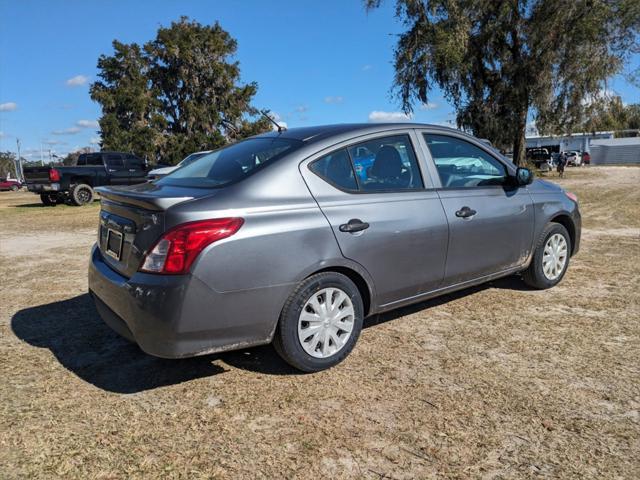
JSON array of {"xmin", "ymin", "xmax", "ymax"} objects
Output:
[
  {"xmin": 0, "ymin": 102, "xmax": 17, "ymax": 112},
  {"xmin": 66, "ymin": 75, "xmax": 89, "ymax": 87},
  {"xmin": 52, "ymin": 127, "xmax": 81, "ymax": 135},
  {"xmin": 324, "ymin": 96, "xmax": 344, "ymax": 104},
  {"xmin": 362, "ymin": 64, "xmax": 373, "ymax": 71},
  {"xmin": 77, "ymin": 119, "xmax": 99, "ymax": 128},
  {"xmin": 294, "ymin": 105, "xmax": 308, "ymax": 114},
  {"xmin": 419, "ymin": 102, "xmax": 438, "ymax": 110},
  {"xmin": 43, "ymin": 139, "xmax": 67, "ymax": 146},
  {"xmin": 90, "ymin": 136, "xmax": 101, "ymax": 145},
  {"xmin": 368, "ymin": 110, "xmax": 413, "ymax": 123},
  {"xmin": 0, "ymin": 131, "xmax": 6, "ymax": 138}
]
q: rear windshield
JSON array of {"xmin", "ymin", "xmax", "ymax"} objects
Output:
[{"xmin": 157, "ymin": 138, "xmax": 300, "ymax": 188}]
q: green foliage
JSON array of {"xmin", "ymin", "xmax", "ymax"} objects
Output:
[
  {"xmin": 0, "ymin": 151, "xmax": 17, "ymax": 178},
  {"xmin": 367, "ymin": 0, "xmax": 639, "ymax": 163},
  {"xmin": 90, "ymin": 17, "xmax": 271, "ymax": 165},
  {"xmin": 583, "ymin": 97, "xmax": 640, "ymax": 133}
]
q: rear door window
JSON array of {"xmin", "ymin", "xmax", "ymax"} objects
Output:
[
  {"xmin": 125, "ymin": 155, "xmax": 144, "ymax": 170},
  {"xmin": 347, "ymin": 135, "xmax": 423, "ymax": 191},
  {"xmin": 85, "ymin": 154, "xmax": 104, "ymax": 166},
  {"xmin": 105, "ymin": 154, "xmax": 124, "ymax": 169},
  {"xmin": 309, "ymin": 134, "xmax": 424, "ymax": 192}
]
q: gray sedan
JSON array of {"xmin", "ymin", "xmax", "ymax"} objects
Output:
[{"xmin": 89, "ymin": 123, "xmax": 581, "ymax": 372}]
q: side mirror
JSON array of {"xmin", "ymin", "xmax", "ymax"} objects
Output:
[{"xmin": 515, "ymin": 167, "xmax": 534, "ymax": 186}]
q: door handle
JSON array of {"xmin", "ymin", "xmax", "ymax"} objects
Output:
[
  {"xmin": 129, "ymin": 169, "xmax": 136, "ymax": 172},
  {"xmin": 339, "ymin": 218, "xmax": 370, "ymax": 233},
  {"xmin": 455, "ymin": 206, "xmax": 477, "ymax": 218}
]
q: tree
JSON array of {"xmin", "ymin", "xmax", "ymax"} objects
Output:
[
  {"xmin": 366, "ymin": 0, "xmax": 640, "ymax": 163},
  {"xmin": 91, "ymin": 18, "xmax": 271, "ymax": 165},
  {"xmin": 91, "ymin": 41, "xmax": 164, "ymax": 161},
  {"xmin": 581, "ymin": 97, "xmax": 640, "ymax": 134},
  {"xmin": 0, "ymin": 151, "xmax": 17, "ymax": 179}
]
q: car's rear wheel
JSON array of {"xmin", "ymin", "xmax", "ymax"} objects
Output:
[
  {"xmin": 70, "ymin": 183, "xmax": 94, "ymax": 206},
  {"xmin": 40, "ymin": 193, "xmax": 58, "ymax": 206},
  {"xmin": 523, "ymin": 223, "xmax": 571, "ymax": 289},
  {"xmin": 273, "ymin": 272, "xmax": 364, "ymax": 372}
]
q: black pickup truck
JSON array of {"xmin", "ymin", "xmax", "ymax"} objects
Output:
[{"xmin": 24, "ymin": 152, "xmax": 149, "ymax": 206}]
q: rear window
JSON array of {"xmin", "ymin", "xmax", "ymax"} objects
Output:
[{"xmin": 157, "ymin": 138, "xmax": 300, "ymax": 188}]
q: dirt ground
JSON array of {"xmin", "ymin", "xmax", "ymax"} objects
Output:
[{"xmin": 1, "ymin": 167, "xmax": 638, "ymax": 479}]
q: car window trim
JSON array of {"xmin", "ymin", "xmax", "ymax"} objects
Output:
[{"xmin": 306, "ymin": 131, "xmax": 428, "ymax": 195}]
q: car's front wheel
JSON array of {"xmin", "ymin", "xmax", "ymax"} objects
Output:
[
  {"xmin": 523, "ymin": 223, "xmax": 571, "ymax": 289},
  {"xmin": 274, "ymin": 272, "xmax": 364, "ymax": 372},
  {"xmin": 10, "ymin": 185, "xmax": 19, "ymax": 191}
]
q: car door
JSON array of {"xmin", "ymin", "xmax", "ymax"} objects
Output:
[
  {"xmin": 124, "ymin": 155, "xmax": 148, "ymax": 184},
  {"xmin": 104, "ymin": 154, "xmax": 130, "ymax": 185},
  {"xmin": 300, "ymin": 131, "xmax": 449, "ymax": 308},
  {"xmin": 418, "ymin": 131, "xmax": 534, "ymax": 285}
]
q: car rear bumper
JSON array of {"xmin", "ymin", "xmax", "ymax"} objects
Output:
[
  {"xmin": 88, "ymin": 244, "xmax": 283, "ymax": 358},
  {"xmin": 27, "ymin": 183, "xmax": 60, "ymax": 193}
]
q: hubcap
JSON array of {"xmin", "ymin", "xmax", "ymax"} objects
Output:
[
  {"xmin": 78, "ymin": 188, "xmax": 90, "ymax": 203},
  {"xmin": 297, "ymin": 287, "xmax": 355, "ymax": 359},
  {"xmin": 542, "ymin": 233, "xmax": 568, "ymax": 280}
]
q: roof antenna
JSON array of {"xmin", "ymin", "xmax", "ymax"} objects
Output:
[{"xmin": 260, "ymin": 109, "xmax": 286, "ymax": 133}]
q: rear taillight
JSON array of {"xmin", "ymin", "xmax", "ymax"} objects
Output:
[
  {"xmin": 140, "ymin": 218, "xmax": 244, "ymax": 275},
  {"xmin": 565, "ymin": 191, "xmax": 578, "ymax": 203},
  {"xmin": 49, "ymin": 168, "xmax": 61, "ymax": 182}
]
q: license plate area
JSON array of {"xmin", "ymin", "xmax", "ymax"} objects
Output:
[{"xmin": 105, "ymin": 229, "xmax": 124, "ymax": 260}]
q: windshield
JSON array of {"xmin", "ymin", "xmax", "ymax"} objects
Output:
[{"xmin": 157, "ymin": 137, "xmax": 300, "ymax": 188}]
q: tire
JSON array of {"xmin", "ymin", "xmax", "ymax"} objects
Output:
[
  {"xmin": 10, "ymin": 185, "xmax": 19, "ymax": 191},
  {"xmin": 273, "ymin": 272, "xmax": 364, "ymax": 372},
  {"xmin": 40, "ymin": 193, "xmax": 58, "ymax": 207},
  {"xmin": 523, "ymin": 223, "xmax": 571, "ymax": 289},
  {"xmin": 70, "ymin": 183, "xmax": 94, "ymax": 206}
]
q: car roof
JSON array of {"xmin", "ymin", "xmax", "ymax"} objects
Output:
[{"xmin": 254, "ymin": 123, "xmax": 468, "ymax": 145}]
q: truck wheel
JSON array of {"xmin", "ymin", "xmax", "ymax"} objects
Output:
[
  {"xmin": 40, "ymin": 193, "xmax": 58, "ymax": 206},
  {"xmin": 70, "ymin": 184, "xmax": 94, "ymax": 206},
  {"xmin": 10, "ymin": 185, "xmax": 19, "ymax": 191}
]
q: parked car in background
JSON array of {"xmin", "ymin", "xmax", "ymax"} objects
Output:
[
  {"xmin": 582, "ymin": 151, "xmax": 591, "ymax": 165},
  {"xmin": 528, "ymin": 148, "xmax": 552, "ymax": 168},
  {"xmin": 565, "ymin": 150, "xmax": 582, "ymax": 166},
  {"xmin": 0, "ymin": 177, "xmax": 21, "ymax": 191},
  {"xmin": 147, "ymin": 151, "xmax": 212, "ymax": 181},
  {"xmin": 24, "ymin": 151, "xmax": 148, "ymax": 206},
  {"xmin": 89, "ymin": 123, "xmax": 581, "ymax": 372}
]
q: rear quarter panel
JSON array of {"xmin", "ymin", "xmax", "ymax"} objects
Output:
[{"xmin": 163, "ymin": 159, "xmax": 366, "ymax": 334}]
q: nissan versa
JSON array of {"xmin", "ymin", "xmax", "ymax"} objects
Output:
[{"xmin": 89, "ymin": 124, "xmax": 581, "ymax": 372}]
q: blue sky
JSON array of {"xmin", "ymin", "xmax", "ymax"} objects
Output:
[{"xmin": 1, "ymin": 0, "xmax": 638, "ymax": 161}]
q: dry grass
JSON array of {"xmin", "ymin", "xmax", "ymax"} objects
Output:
[{"xmin": 1, "ymin": 167, "xmax": 639, "ymax": 479}]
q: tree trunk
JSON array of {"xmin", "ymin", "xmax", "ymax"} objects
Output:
[{"xmin": 512, "ymin": 105, "xmax": 528, "ymax": 166}]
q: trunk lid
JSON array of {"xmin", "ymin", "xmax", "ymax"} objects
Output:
[{"xmin": 96, "ymin": 183, "xmax": 217, "ymax": 278}]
